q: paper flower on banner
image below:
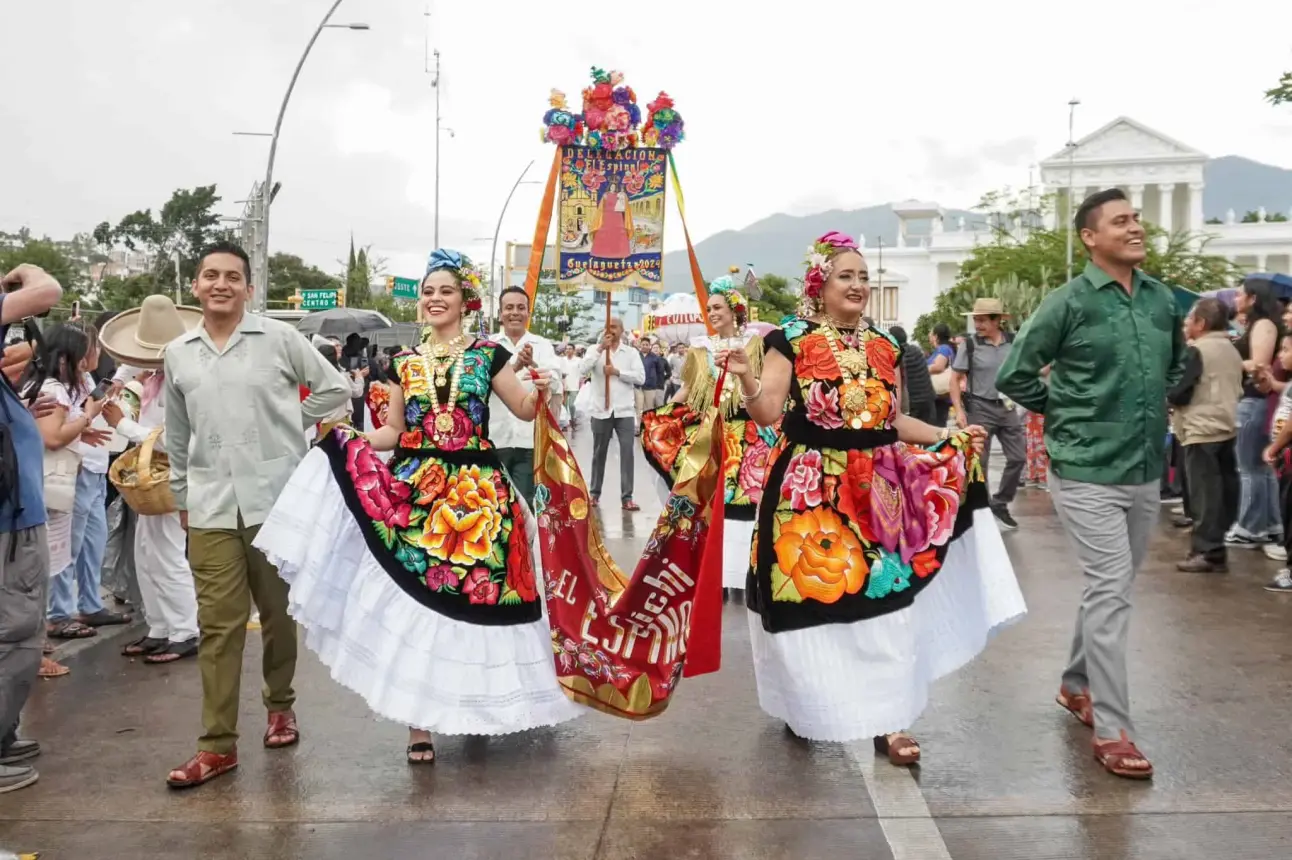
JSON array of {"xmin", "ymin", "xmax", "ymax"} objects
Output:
[
  {"xmin": 584, "ymin": 107, "xmax": 606, "ymax": 131},
  {"xmin": 589, "ymin": 83, "xmax": 615, "ymax": 111},
  {"xmin": 549, "ymin": 89, "xmax": 568, "ymax": 109},
  {"xmin": 590, "ymin": 66, "xmax": 612, "ymax": 85},
  {"xmin": 646, "ymin": 92, "xmax": 685, "ymax": 150},
  {"xmin": 609, "ymin": 70, "xmax": 625, "ymax": 86},
  {"xmin": 612, "ymin": 86, "xmax": 636, "ymax": 106},
  {"xmin": 606, "ymin": 105, "xmax": 631, "ymax": 131},
  {"xmin": 540, "ymin": 72, "xmax": 682, "ymax": 152}
]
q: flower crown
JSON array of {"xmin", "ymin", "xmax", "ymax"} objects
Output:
[
  {"xmin": 708, "ymin": 275, "xmax": 747, "ymax": 316},
  {"xmin": 425, "ymin": 248, "xmax": 484, "ymax": 312},
  {"xmin": 802, "ymin": 231, "xmax": 860, "ymax": 299}
]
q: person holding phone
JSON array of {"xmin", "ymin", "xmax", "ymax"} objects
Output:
[{"xmin": 31, "ymin": 322, "xmax": 129, "ymax": 651}]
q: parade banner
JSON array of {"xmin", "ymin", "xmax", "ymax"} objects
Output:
[
  {"xmin": 532, "ymin": 404, "xmax": 725, "ymax": 719},
  {"xmin": 557, "ymin": 146, "xmax": 667, "ymax": 290}
]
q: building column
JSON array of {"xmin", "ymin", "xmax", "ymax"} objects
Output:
[
  {"xmin": 1128, "ymin": 184, "xmax": 1145, "ymax": 211},
  {"xmin": 1157, "ymin": 183, "xmax": 1175, "ymax": 235},
  {"xmin": 1187, "ymin": 182, "xmax": 1205, "ymax": 234},
  {"xmin": 1257, "ymin": 254, "xmax": 1268, "ymax": 273}
]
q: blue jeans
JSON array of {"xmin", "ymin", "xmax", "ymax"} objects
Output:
[
  {"xmin": 1233, "ymin": 397, "xmax": 1282, "ymax": 541},
  {"xmin": 48, "ymin": 468, "xmax": 108, "ymax": 622}
]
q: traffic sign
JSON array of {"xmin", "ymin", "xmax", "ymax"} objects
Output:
[
  {"xmin": 300, "ymin": 289, "xmax": 339, "ymax": 311},
  {"xmin": 389, "ymin": 276, "xmax": 419, "ymax": 301}
]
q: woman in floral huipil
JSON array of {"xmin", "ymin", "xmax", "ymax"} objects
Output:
[
  {"xmin": 722, "ymin": 232, "xmax": 1026, "ymax": 767},
  {"xmin": 255, "ymin": 249, "xmax": 580, "ymax": 766}
]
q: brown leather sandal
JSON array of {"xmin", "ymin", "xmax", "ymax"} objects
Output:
[
  {"xmin": 167, "ymin": 749, "xmax": 239, "ymax": 789},
  {"xmin": 1093, "ymin": 732, "xmax": 1153, "ymax": 779},
  {"xmin": 264, "ymin": 710, "xmax": 300, "ymax": 749},
  {"xmin": 1056, "ymin": 687, "xmax": 1094, "ymax": 728},
  {"xmin": 874, "ymin": 732, "xmax": 921, "ymax": 766}
]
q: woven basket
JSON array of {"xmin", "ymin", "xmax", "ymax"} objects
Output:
[{"xmin": 109, "ymin": 427, "xmax": 176, "ymax": 516}]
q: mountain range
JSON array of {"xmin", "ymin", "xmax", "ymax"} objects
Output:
[{"xmin": 660, "ymin": 156, "xmax": 1292, "ymax": 290}]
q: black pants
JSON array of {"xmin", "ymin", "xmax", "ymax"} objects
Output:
[
  {"xmin": 934, "ymin": 397, "xmax": 952, "ymax": 428},
  {"xmin": 495, "ymin": 447, "xmax": 536, "ymax": 508},
  {"xmin": 1281, "ymin": 470, "xmax": 1292, "ymax": 559},
  {"xmin": 1183, "ymin": 439, "xmax": 1238, "ymax": 561}
]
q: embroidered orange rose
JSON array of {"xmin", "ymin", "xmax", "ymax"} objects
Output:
[
  {"xmin": 414, "ymin": 462, "xmax": 447, "ymax": 505},
  {"xmin": 835, "ymin": 450, "xmax": 875, "ymax": 526},
  {"xmin": 866, "ymin": 336, "xmax": 897, "ymax": 386},
  {"xmin": 773, "ymin": 507, "xmax": 866, "ymax": 603},
  {"xmin": 795, "ymin": 334, "xmax": 838, "ymax": 381},
  {"xmin": 419, "ymin": 465, "xmax": 504, "ymax": 566},
  {"xmin": 912, "ymin": 548, "xmax": 941, "ymax": 579},
  {"xmin": 505, "ymin": 520, "xmax": 538, "ymax": 601},
  {"xmin": 642, "ymin": 409, "xmax": 692, "ymax": 473},
  {"xmin": 862, "ymin": 378, "xmax": 890, "ymax": 428}
]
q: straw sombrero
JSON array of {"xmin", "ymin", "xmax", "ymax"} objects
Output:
[{"xmin": 98, "ymin": 295, "xmax": 204, "ymax": 369}]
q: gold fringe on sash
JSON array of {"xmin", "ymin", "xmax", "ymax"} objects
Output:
[{"xmin": 683, "ymin": 335, "xmax": 764, "ymax": 419}]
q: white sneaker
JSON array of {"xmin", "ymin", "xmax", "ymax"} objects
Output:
[
  {"xmin": 1265, "ymin": 569, "xmax": 1292, "ymax": 593},
  {"xmin": 1264, "ymin": 544, "xmax": 1288, "ymax": 561}
]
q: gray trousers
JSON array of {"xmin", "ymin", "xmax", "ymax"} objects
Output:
[
  {"xmin": 590, "ymin": 415, "xmax": 636, "ymax": 501},
  {"xmin": 1049, "ymin": 476, "xmax": 1159, "ymax": 739},
  {"xmin": 495, "ymin": 447, "xmax": 536, "ymax": 508},
  {"xmin": 0, "ymin": 527, "xmax": 50, "ymax": 746},
  {"xmin": 964, "ymin": 396, "xmax": 1025, "ymax": 506}
]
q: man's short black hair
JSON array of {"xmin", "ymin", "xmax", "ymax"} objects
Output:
[
  {"xmin": 498, "ymin": 286, "xmax": 530, "ymax": 308},
  {"xmin": 196, "ymin": 240, "xmax": 252, "ymax": 282},
  {"xmin": 1074, "ymin": 188, "xmax": 1129, "ymax": 234},
  {"xmin": 1189, "ymin": 297, "xmax": 1228, "ymax": 333}
]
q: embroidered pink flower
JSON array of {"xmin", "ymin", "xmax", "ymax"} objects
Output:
[
  {"xmin": 738, "ymin": 438, "xmax": 772, "ymax": 502},
  {"xmin": 923, "ymin": 460, "xmax": 965, "ymax": 548},
  {"xmin": 805, "ymin": 382, "xmax": 844, "ymax": 429},
  {"xmin": 781, "ymin": 450, "xmax": 823, "ymax": 510},
  {"xmin": 422, "ymin": 407, "xmax": 474, "ymax": 452},
  {"xmin": 463, "ymin": 567, "xmax": 500, "ymax": 605},
  {"xmin": 346, "ymin": 438, "xmax": 412, "ymax": 528},
  {"xmin": 425, "ymin": 565, "xmax": 461, "ymax": 591}
]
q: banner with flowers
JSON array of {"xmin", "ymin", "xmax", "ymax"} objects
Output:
[
  {"xmin": 532, "ymin": 404, "xmax": 725, "ymax": 719},
  {"xmin": 558, "ymin": 145, "xmax": 667, "ymax": 290}
]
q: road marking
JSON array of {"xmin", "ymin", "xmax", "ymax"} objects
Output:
[{"xmin": 847, "ymin": 741, "xmax": 953, "ymax": 860}]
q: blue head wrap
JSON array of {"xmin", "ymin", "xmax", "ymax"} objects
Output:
[{"xmin": 426, "ymin": 248, "xmax": 470, "ymax": 276}]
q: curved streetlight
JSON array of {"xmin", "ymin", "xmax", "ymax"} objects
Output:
[
  {"xmin": 251, "ymin": 0, "xmax": 369, "ymax": 312},
  {"xmin": 488, "ymin": 160, "xmax": 540, "ymax": 316}
]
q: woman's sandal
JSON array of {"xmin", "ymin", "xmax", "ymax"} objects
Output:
[
  {"xmin": 39, "ymin": 657, "xmax": 70, "ymax": 678},
  {"xmin": 1093, "ymin": 732, "xmax": 1153, "ymax": 780},
  {"xmin": 1056, "ymin": 687, "xmax": 1095, "ymax": 728},
  {"xmin": 122, "ymin": 636, "xmax": 168, "ymax": 657},
  {"xmin": 144, "ymin": 637, "xmax": 199, "ymax": 664},
  {"xmin": 407, "ymin": 742, "xmax": 436, "ymax": 765},
  {"xmin": 874, "ymin": 733, "xmax": 921, "ymax": 766},
  {"xmin": 47, "ymin": 620, "xmax": 96, "ymax": 640}
]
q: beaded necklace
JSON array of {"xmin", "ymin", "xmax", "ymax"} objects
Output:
[{"xmin": 417, "ymin": 332, "xmax": 469, "ymax": 438}]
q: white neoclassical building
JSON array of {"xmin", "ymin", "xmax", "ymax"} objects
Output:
[{"xmin": 864, "ymin": 116, "xmax": 1292, "ymax": 330}]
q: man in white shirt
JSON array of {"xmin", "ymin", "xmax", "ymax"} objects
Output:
[
  {"xmin": 490, "ymin": 287, "xmax": 563, "ymax": 504},
  {"xmin": 578, "ymin": 317, "xmax": 645, "ymax": 510}
]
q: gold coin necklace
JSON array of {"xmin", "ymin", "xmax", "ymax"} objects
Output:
[
  {"xmin": 419, "ymin": 333, "xmax": 469, "ymax": 440},
  {"xmin": 821, "ymin": 317, "xmax": 870, "ymax": 429}
]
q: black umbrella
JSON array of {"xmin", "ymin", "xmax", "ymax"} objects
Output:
[{"xmin": 295, "ymin": 308, "xmax": 393, "ymax": 338}]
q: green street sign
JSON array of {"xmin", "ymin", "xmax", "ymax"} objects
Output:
[
  {"xmin": 300, "ymin": 289, "xmax": 338, "ymax": 311},
  {"xmin": 390, "ymin": 276, "xmax": 419, "ymax": 301}
]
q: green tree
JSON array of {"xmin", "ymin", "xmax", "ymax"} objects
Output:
[
  {"xmin": 340, "ymin": 238, "xmax": 388, "ymax": 311},
  {"xmin": 1241, "ymin": 210, "xmax": 1288, "ymax": 223},
  {"xmin": 97, "ymin": 185, "xmax": 225, "ymax": 281},
  {"xmin": 268, "ymin": 253, "xmax": 341, "ymax": 308},
  {"xmin": 1267, "ymin": 71, "xmax": 1292, "ymax": 106},
  {"xmin": 530, "ymin": 280, "xmax": 593, "ymax": 341},
  {"xmin": 751, "ymin": 273, "xmax": 798, "ymax": 323},
  {"xmin": 97, "ymin": 273, "xmax": 170, "ymax": 312},
  {"xmin": 913, "ymin": 223, "xmax": 1243, "ymax": 344},
  {"xmin": 0, "ymin": 238, "xmax": 85, "ymax": 302}
]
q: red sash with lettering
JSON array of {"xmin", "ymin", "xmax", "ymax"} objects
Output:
[{"xmin": 532, "ymin": 404, "xmax": 725, "ymax": 719}]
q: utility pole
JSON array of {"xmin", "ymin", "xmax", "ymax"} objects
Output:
[
  {"xmin": 1065, "ymin": 98, "xmax": 1080, "ymax": 281},
  {"xmin": 432, "ymin": 49, "xmax": 442, "ymax": 250}
]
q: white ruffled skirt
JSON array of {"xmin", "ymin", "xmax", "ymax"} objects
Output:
[
  {"xmin": 747, "ymin": 508, "xmax": 1026, "ymax": 742},
  {"xmin": 253, "ymin": 448, "xmax": 583, "ymax": 735}
]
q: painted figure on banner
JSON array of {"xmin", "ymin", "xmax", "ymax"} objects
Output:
[{"xmin": 589, "ymin": 180, "xmax": 634, "ymax": 260}]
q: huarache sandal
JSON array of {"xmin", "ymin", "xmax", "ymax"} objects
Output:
[
  {"xmin": 167, "ymin": 749, "xmax": 239, "ymax": 789},
  {"xmin": 264, "ymin": 710, "xmax": 300, "ymax": 749},
  {"xmin": 38, "ymin": 657, "xmax": 69, "ymax": 679},
  {"xmin": 874, "ymin": 732, "xmax": 921, "ymax": 766},
  {"xmin": 1056, "ymin": 686, "xmax": 1095, "ymax": 728},
  {"xmin": 144, "ymin": 637, "xmax": 198, "ymax": 664},
  {"xmin": 122, "ymin": 636, "xmax": 168, "ymax": 657},
  {"xmin": 406, "ymin": 741, "xmax": 436, "ymax": 765},
  {"xmin": 1093, "ymin": 731, "xmax": 1153, "ymax": 780},
  {"xmin": 622, "ymin": 499, "xmax": 641, "ymax": 511},
  {"xmin": 47, "ymin": 620, "xmax": 96, "ymax": 639},
  {"xmin": 79, "ymin": 609, "xmax": 132, "ymax": 627}
]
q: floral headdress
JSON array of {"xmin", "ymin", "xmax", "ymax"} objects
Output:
[
  {"xmin": 708, "ymin": 275, "xmax": 748, "ymax": 319},
  {"xmin": 802, "ymin": 231, "xmax": 861, "ymax": 299},
  {"xmin": 425, "ymin": 248, "xmax": 484, "ymax": 312}
]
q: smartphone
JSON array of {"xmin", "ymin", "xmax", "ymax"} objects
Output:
[{"xmin": 89, "ymin": 379, "xmax": 111, "ymax": 401}]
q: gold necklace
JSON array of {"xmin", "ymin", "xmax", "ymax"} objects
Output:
[
  {"xmin": 418, "ymin": 334, "xmax": 469, "ymax": 438},
  {"xmin": 820, "ymin": 317, "xmax": 871, "ymax": 429}
]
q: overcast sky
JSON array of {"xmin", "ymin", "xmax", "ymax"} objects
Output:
[{"xmin": 4, "ymin": 0, "xmax": 1291, "ymax": 282}]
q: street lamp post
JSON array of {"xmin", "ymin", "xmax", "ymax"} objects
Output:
[
  {"xmin": 250, "ymin": 1, "xmax": 368, "ymax": 313},
  {"xmin": 1065, "ymin": 98, "xmax": 1080, "ymax": 281},
  {"xmin": 489, "ymin": 161, "xmax": 539, "ymax": 307}
]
